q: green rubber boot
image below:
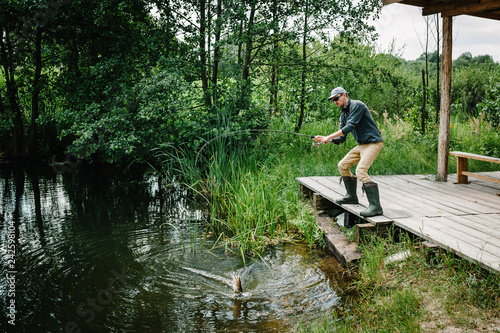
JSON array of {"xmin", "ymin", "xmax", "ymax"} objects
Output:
[
  {"xmin": 335, "ymin": 176, "xmax": 359, "ymax": 205},
  {"xmin": 360, "ymin": 182, "xmax": 383, "ymax": 217}
]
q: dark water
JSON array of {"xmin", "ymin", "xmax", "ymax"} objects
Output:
[{"xmin": 0, "ymin": 162, "xmax": 346, "ymax": 332}]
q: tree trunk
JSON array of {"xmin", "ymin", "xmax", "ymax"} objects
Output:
[
  {"xmin": 437, "ymin": 16, "xmax": 452, "ymax": 182},
  {"xmin": 269, "ymin": 0, "xmax": 279, "ymax": 116},
  {"xmin": 164, "ymin": 2, "xmax": 173, "ymax": 57},
  {"xmin": 28, "ymin": 28, "xmax": 43, "ymax": 157},
  {"xmin": 296, "ymin": 2, "xmax": 308, "ymax": 132},
  {"xmin": 199, "ymin": 0, "xmax": 211, "ymax": 106},
  {"xmin": 239, "ymin": 0, "xmax": 256, "ymax": 110},
  {"xmin": 237, "ymin": 18, "xmax": 243, "ymax": 67},
  {"xmin": 211, "ymin": 0, "xmax": 222, "ymax": 106},
  {"xmin": 0, "ymin": 26, "xmax": 25, "ymax": 157}
]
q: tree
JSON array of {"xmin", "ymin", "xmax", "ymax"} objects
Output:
[
  {"xmin": 0, "ymin": 2, "xmax": 27, "ymax": 157},
  {"xmin": 0, "ymin": 0, "xmax": 389, "ymax": 164}
]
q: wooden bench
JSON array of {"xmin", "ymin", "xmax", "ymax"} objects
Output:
[{"xmin": 449, "ymin": 151, "xmax": 500, "ymax": 184}]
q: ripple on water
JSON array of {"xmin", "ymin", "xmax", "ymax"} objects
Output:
[
  {"xmin": 1, "ymin": 168, "xmax": 345, "ymax": 333},
  {"xmin": 100, "ymin": 239, "xmax": 343, "ymax": 332}
]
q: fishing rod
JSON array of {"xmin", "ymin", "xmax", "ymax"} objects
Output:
[{"xmin": 195, "ymin": 129, "xmax": 315, "ymax": 168}]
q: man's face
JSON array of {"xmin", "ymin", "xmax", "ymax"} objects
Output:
[{"xmin": 332, "ymin": 93, "xmax": 347, "ymax": 107}]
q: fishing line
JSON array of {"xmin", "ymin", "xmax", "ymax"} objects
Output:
[{"xmin": 195, "ymin": 129, "xmax": 315, "ymax": 168}]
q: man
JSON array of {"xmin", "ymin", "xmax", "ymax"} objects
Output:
[{"xmin": 313, "ymin": 87, "xmax": 383, "ymax": 217}]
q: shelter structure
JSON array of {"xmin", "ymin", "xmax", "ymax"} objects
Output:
[{"xmin": 382, "ymin": 0, "xmax": 500, "ymax": 181}]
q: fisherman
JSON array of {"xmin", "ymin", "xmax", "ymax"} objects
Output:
[{"xmin": 313, "ymin": 87, "xmax": 383, "ymax": 217}]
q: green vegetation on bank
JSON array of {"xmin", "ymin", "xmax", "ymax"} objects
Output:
[
  {"xmin": 299, "ymin": 231, "xmax": 500, "ymax": 332},
  {"xmin": 157, "ymin": 114, "xmax": 500, "ymax": 331},
  {"xmin": 3, "ymin": 1, "xmax": 500, "ymax": 166},
  {"xmin": 157, "ymin": 114, "xmax": 499, "ymax": 256}
]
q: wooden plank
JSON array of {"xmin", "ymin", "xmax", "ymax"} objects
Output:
[
  {"xmin": 429, "ymin": 217, "xmax": 500, "ymax": 254},
  {"xmin": 316, "ymin": 176, "xmax": 357, "ymax": 193},
  {"xmin": 360, "ymin": 179, "xmax": 443, "ymax": 216},
  {"xmin": 399, "ymin": 217, "xmax": 500, "ymax": 261},
  {"xmin": 444, "ymin": 215, "xmax": 500, "ymax": 240},
  {"xmin": 430, "ymin": 173, "xmax": 500, "ymax": 203},
  {"xmin": 342, "ymin": 204, "xmax": 393, "ymax": 224},
  {"xmin": 404, "ymin": 172, "xmax": 500, "ymax": 200},
  {"xmin": 395, "ymin": 174, "xmax": 500, "ymax": 211},
  {"xmin": 394, "ymin": 218, "xmax": 500, "ymax": 272},
  {"xmin": 296, "ymin": 177, "xmax": 343, "ymax": 202},
  {"xmin": 443, "ymin": 2, "xmax": 500, "ymax": 18},
  {"xmin": 297, "ymin": 177, "xmax": 368, "ymax": 218},
  {"xmin": 382, "ymin": 0, "xmax": 404, "ymax": 5},
  {"xmin": 463, "ymin": 171, "xmax": 500, "ymax": 184},
  {"xmin": 300, "ymin": 177, "xmax": 394, "ymax": 224},
  {"xmin": 323, "ymin": 175, "xmax": 461, "ymax": 218},
  {"xmin": 450, "ymin": 151, "xmax": 500, "ymax": 164},
  {"xmin": 432, "ymin": 173, "xmax": 500, "ymax": 206},
  {"xmin": 317, "ymin": 213, "xmax": 362, "ymax": 267},
  {"xmin": 318, "ymin": 177, "xmax": 413, "ymax": 220},
  {"xmin": 297, "ymin": 174, "xmax": 500, "ymax": 273},
  {"xmin": 458, "ymin": 213, "xmax": 500, "ymax": 230},
  {"xmin": 375, "ymin": 176, "xmax": 480, "ymax": 216},
  {"xmin": 300, "ymin": 175, "xmax": 500, "ymax": 216},
  {"xmin": 449, "ymin": 151, "xmax": 500, "ymax": 184},
  {"xmin": 465, "ymin": 213, "xmax": 500, "ymax": 226},
  {"xmin": 420, "ymin": 0, "xmax": 500, "ymax": 17},
  {"xmin": 462, "ymin": 172, "xmax": 500, "ymax": 195}
]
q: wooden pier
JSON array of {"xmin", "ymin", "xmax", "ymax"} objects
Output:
[{"xmin": 297, "ymin": 172, "xmax": 500, "ymax": 273}]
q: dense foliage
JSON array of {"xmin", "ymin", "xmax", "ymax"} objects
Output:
[{"xmin": 1, "ymin": 0, "xmax": 499, "ymax": 165}]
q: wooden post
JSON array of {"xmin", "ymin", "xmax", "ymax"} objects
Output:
[
  {"xmin": 437, "ymin": 16, "xmax": 452, "ymax": 182},
  {"xmin": 313, "ymin": 193, "xmax": 337, "ymax": 211},
  {"xmin": 455, "ymin": 156, "xmax": 469, "ymax": 184},
  {"xmin": 300, "ymin": 184, "xmax": 314, "ymax": 198}
]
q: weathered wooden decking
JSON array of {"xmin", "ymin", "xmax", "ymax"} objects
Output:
[{"xmin": 296, "ymin": 172, "xmax": 500, "ymax": 273}]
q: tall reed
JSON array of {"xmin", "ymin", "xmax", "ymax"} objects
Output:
[
  {"xmin": 197, "ymin": 132, "xmax": 323, "ymax": 255},
  {"xmin": 158, "ymin": 115, "xmax": 499, "ymax": 256}
]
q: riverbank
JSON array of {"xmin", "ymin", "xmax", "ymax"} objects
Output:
[
  {"xmin": 175, "ymin": 115, "xmax": 499, "ymax": 255},
  {"xmin": 299, "ymin": 230, "xmax": 500, "ymax": 332},
  {"xmin": 171, "ymin": 115, "xmax": 500, "ymax": 331}
]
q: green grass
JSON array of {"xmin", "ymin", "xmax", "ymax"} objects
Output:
[
  {"xmin": 297, "ymin": 232, "xmax": 500, "ymax": 332},
  {"xmin": 159, "ymin": 115, "xmax": 499, "ymax": 256},
  {"xmin": 159, "ymin": 115, "xmax": 500, "ymax": 331}
]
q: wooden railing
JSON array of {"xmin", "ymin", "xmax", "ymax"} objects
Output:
[{"xmin": 449, "ymin": 151, "xmax": 500, "ymax": 184}]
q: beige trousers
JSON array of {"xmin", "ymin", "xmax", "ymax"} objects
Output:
[{"xmin": 338, "ymin": 142, "xmax": 383, "ymax": 183}]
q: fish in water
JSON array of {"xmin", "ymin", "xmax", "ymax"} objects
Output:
[
  {"xmin": 181, "ymin": 266, "xmax": 242, "ymax": 294},
  {"xmin": 232, "ymin": 273, "xmax": 242, "ymax": 294}
]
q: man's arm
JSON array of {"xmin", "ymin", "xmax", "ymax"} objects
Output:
[{"xmin": 314, "ymin": 129, "xmax": 344, "ymax": 144}]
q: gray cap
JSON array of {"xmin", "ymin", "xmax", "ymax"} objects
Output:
[{"xmin": 327, "ymin": 87, "xmax": 348, "ymax": 100}]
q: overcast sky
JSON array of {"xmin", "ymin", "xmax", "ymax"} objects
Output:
[{"xmin": 372, "ymin": 4, "xmax": 500, "ymax": 62}]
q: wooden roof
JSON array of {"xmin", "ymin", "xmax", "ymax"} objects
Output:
[{"xmin": 383, "ymin": 0, "xmax": 500, "ymax": 21}]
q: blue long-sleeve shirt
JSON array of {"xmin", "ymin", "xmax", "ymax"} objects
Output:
[{"xmin": 331, "ymin": 99, "xmax": 383, "ymax": 145}]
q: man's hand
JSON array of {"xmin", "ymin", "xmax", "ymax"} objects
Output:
[{"xmin": 313, "ymin": 135, "xmax": 330, "ymax": 144}]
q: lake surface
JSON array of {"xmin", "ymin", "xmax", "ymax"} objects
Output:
[{"xmin": 0, "ymin": 162, "xmax": 346, "ymax": 332}]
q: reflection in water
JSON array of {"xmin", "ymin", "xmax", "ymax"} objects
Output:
[{"xmin": 0, "ymin": 162, "xmax": 346, "ymax": 332}]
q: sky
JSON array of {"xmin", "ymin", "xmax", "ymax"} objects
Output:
[{"xmin": 372, "ymin": 3, "xmax": 500, "ymax": 62}]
